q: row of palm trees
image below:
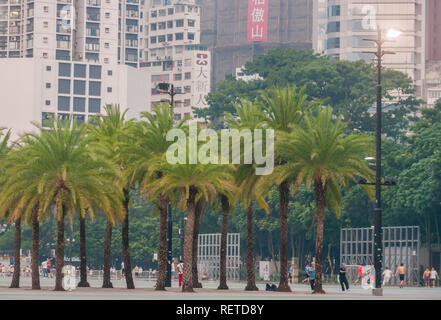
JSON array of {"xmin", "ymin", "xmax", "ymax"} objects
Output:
[{"xmin": 0, "ymin": 85, "xmax": 374, "ymax": 294}]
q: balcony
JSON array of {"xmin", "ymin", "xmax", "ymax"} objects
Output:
[
  {"xmin": 87, "ymin": 0, "xmax": 100, "ymax": 6},
  {"xmin": 57, "ymin": 40, "xmax": 70, "ymax": 49}
]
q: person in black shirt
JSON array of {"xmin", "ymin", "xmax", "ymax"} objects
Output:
[{"xmin": 339, "ymin": 263, "xmax": 349, "ymax": 292}]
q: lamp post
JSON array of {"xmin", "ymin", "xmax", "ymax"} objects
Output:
[
  {"xmin": 157, "ymin": 82, "xmax": 182, "ymax": 287},
  {"xmin": 363, "ymin": 27, "xmax": 401, "ymax": 296}
]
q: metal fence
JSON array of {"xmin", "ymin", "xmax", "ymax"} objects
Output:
[
  {"xmin": 340, "ymin": 226, "xmax": 420, "ymax": 285},
  {"xmin": 197, "ymin": 233, "xmax": 240, "ymax": 281}
]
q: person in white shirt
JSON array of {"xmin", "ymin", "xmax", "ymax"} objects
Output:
[
  {"xmin": 382, "ymin": 267, "xmax": 393, "ymax": 286},
  {"xmin": 430, "ymin": 267, "xmax": 439, "ymax": 288}
]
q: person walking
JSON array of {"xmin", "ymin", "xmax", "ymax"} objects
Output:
[
  {"xmin": 177, "ymin": 260, "xmax": 184, "ymax": 287},
  {"xmin": 46, "ymin": 258, "xmax": 52, "ymax": 278},
  {"xmin": 430, "ymin": 267, "xmax": 439, "ymax": 288},
  {"xmin": 396, "ymin": 263, "xmax": 406, "ymax": 288},
  {"xmin": 354, "ymin": 264, "xmax": 364, "ymax": 285},
  {"xmin": 423, "ymin": 268, "xmax": 431, "ymax": 288},
  {"xmin": 382, "ymin": 267, "xmax": 393, "ymax": 286},
  {"xmin": 302, "ymin": 264, "xmax": 310, "ymax": 284},
  {"xmin": 339, "ymin": 263, "xmax": 349, "ymax": 292},
  {"xmin": 288, "ymin": 264, "xmax": 294, "ymax": 284},
  {"xmin": 309, "ymin": 262, "xmax": 316, "ymax": 292}
]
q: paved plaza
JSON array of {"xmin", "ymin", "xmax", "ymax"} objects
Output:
[{"xmin": 0, "ymin": 278, "xmax": 440, "ymax": 300}]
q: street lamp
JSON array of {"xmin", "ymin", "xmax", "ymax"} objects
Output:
[
  {"xmin": 157, "ymin": 82, "xmax": 183, "ymax": 287},
  {"xmin": 363, "ymin": 27, "xmax": 401, "ymax": 296}
]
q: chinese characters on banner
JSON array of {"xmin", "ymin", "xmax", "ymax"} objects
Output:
[
  {"xmin": 247, "ymin": 0, "xmax": 268, "ymax": 42},
  {"xmin": 193, "ymin": 51, "xmax": 211, "ymax": 110}
]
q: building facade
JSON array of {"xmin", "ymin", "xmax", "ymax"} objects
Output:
[
  {"xmin": 0, "ymin": 0, "xmax": 151, "ymax": 137},
  {"xmin": 312, "ymin": 0, "xmax": 426, "ymax": 99},
  {"xmin": 199, "ymin": 0, "xmax": 313, "ymax": 86},
  {"xmin": 140, "ymin": 0, "xmax": 210, "ymax": 122}
]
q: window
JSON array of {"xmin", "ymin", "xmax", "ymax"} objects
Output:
[
  {"xmin": 184, "ymin": 85, "xmax": 191, "ymax": 93},
  {"xmin": 104, "ymin": 42, "xmax": 109, "ymax": 48},
  {"xmin": 43, "ymin": 6, "xmax": 49, "ymax": 13},
  {"xmin": 150, "ymin": 36, "xmax": 157, "ymax": 44},
  {"xmin": 167, "ymin": 21, "xmax": 173, "ymax": 28},
  {"xmin": 89, "ymin": 81, "xmax": 101, "ymax": 96},
  {"xmin": 46, "ymin": 82, "xmax": 51, "ymax": 88},
  {"xmin": 158, "ymin": 35, "xmax": 165, "ymax": 43},
  {"xmin": 167, "ymin": 34, "xmax": 173, "ymax": 41},
  {"xmin": 188, "ymin": 33, "xmax": 195, "ymax": 40},
  {"xmin": 104, "ymin": 57, "xmax": 109, "ymax": 64},
  {"xmin": 89, "ymin": 65, "xmax": 102, "ymax": 79},
  {"xmin": 176, "ymin": 19, "xmax": 184, "ymax": 27},
  {"xmin": 105, "ymin": 27, "xmax": 110, "ymax": 33},
  {"xmin": 175, "ymin": 33, "xmax": 183, "ymax": 40},
  {"xmin": 158, "ymin": 22, "xmax": 166, "ymax": 30},
  {"xmin": 326, "ymin": 37, "xmax": 340, "ymax": 49},
  {"xmin": 46, "ymin": 66, "xmax": 51, "ymax": 71},
  {"xmin": 168, "ymin": 8, "xmax": 174, "ymax": 15},
  {"xmin": 188, "ymin": 19, "xmax": 195, "ymax": 27},
  {"xmin": 42, "ymin": 112, "xmax": 54, "ymax": 127},
  {"xmin": 45, "ymin": 100, "xmax": 51, "ymax": 106},
  {"xmin": 43, "ymin": 21, "xmax": 48, "ymax": 28},
  {"xmin": 327, "ymin": 21, "xmax": 340, "ymax": 34},
  {"xmin": 58, "ymin": 96, "xmax": 70, "ymax": 111},
  {"xmin": 184, "ymin": 72, "xmax": 191, "ymax": 80},
  {"xmin": 74, "ymin": 80, "xmax": 86, "ymax": 95},
  {"xmin": 328, "ymin": 5, "xmax": 340, "ymax": 17},
  {"xmin": 150, "ymin": 23, "xmax": 157, "ymax": 31},
  {"xmin": 43, "ymin": 37, "xmax": 48, "ymax": 44},
  {"xmin": 74, "ymin": 64, "xmax": 86, "ymax": 78},
  {"xmin": 107, "ymin": 87, "xmax": 112, "ymax": 93},
  {"xmin": 58, "ymin": 79, "xmax": 70, "ymax": 94},
  {"xmin": 105, "ymin": 12, "xmax": 110, "ymax": 18},
  {"xmin": 184, "ymin": 99, "xmax": 191, "ymax": 107},
  {"xmin": 159, "ymin": 9, "xmax": 166, "ymax": 16},
  {"xmin": 88, "ymin": 98, "xmax": 101, "ymax": 113},
  {"xmin": 58, "ymin": 63, "xmax": 71, "ymax": 77},
  {"xmin": 108, "ymin": 70, "xmax": 112, "ymax": 76},
  {"xmin": 73, "ymin": 97, "xmax": 85, "ymax": 112},
  {"xmin": 174, "ymin": 73, "xmax": 182, "ymax": 81},
  {"xmin": 151, "ymin": 11, "xmax": 157, "ymax": 18}
]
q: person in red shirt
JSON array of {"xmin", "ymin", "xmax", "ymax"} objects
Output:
[
  {"xmin": 354, "ymin": 264, "xmax": 364, "ymax": 285},
  {"xmin": 46, "ymin": 258, "xmax": 52, "ymax": 278}
]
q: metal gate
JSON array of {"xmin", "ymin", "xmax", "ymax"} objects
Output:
[
  {"xmin": 197, "ymin": 233, "xmax": 240, "ymax": 281},
  {"xmin": 340, "ymin": 226, "xmax": 420, "ymax": 285}
]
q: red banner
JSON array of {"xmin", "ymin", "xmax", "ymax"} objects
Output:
[{"xmin": 247, "ymin": 0, "xmax": 268, "ymax": 42}]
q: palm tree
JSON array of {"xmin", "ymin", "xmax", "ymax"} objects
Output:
[
  {"xmin": 217, "ymin": 194, "xmax": 231, "ymax": 290},
  {"xmin": 0, "ymin": 136, "xmax": 43, "ymax": 290},
  {"xmin": 224, "ymin": 99, "xmax": 270, "ymax": 291},
  {"xmin": 16, "ymin": 117, "xmax": 123, "ymax": 291},
  {"xmin": 125, "ymin": 103, "xmax": 187, "ymax": 291},
  {"xmin": 145, "ymin": 152, "xmax": 237, "ymax": 292},
  {"xmin": 88, "ymin": 105, "xmax": 133, "ymax": 289},
  {"xmin": 260, "ymin": 85, "xmax": 320, "ymax": 291},
  {"xmin": 276, "ymin": 106, "xmax": 374, "ymax": 293},
  {"xmin": 0, "ymin": 130, "xmax": 22, "ymax": 289}
]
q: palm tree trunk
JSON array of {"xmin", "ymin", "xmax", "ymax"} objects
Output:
[
  {"xmin": 55, "ymin": 208, "xmax": 65, "ymax": 291},
  {"xmin": 9, "ymin": 217, "xmax": 21, "ymax": 288},
  {"xmin": 313, "ymin": 180, "xmax": 327, "ymax": 294},
  {"xmin": 278, "ymin": 180, "xmax": 291, "ymax": 292},
  {"xmin": 182, "ymin": 186, "xmax": 198, "ymax": 292},
  {"xmin": 192, "ymin": 200, "xmax": 203, "ymax": 288},
  {"xmin": 218, "ymin": 195, "xmax": 230, "ymax": 290},
  {"xmin": 122, "ymin": 190, "xmax": 135, "ymax": 289},
  {"xmin": 245, "ymin": 202, "xmax": 258, "ymax": 291},
  {"xmin": 31, "ymin": 205, "xmax": 40, "ymax": 290},
  {"xmin": 102, "ymin": 220, "xmax": 113, "ymax": 288},
  {"xmin": 155, "ymin": 194, "xmax": 168, "ymax": 290},
  {"xmin": 77, "ymin": 215, "xmax": 90, "ymax": 287}
]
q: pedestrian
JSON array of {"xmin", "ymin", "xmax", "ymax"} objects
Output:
[
  {"xmin": 177, "ymin": 260, "xmax": 184, "ymax": 287},
  {"xmin": 171, "ymin": 259, "xmax": 176, "ymax": 281},
  {"xmin": 423, "ymin": 268, "xmax": 431, "ymax": 288},
  {"xmin": 396, "ymin": 263, "xmax": 406, "ymax": 288},
  {"xmin": 382, "ymin": 267, "xmax": 393, "ymax": 286},
  {"xmin": 430, "ymin": 267, "xmax": 439, "ymax": 288},
  {"xmin": 288, "ymin": 264, "xmax": 294, "ymax": 284},
  {"xmin": 354, "ymin": 264, "xmax": 364, "ymax": 285},
  {"xmin": 121, "ymin": 261, "xmax": 125, "ymax": 280},
  {"xmin": 339, "ymin": 262, "xmax": 349, "ymax": 292},
  {"xmin": 46, "ymin": 258, "xmax": 52, "ymax": 278},
  {"xmin": 302, "ymin": 264, "xmax": 310, "ymax": 284},
  {"xmin": 309, "ymin": 262, "xmax": 316, "ymax": 292}
]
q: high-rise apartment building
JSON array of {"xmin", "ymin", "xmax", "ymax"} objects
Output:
[
  {"xmin": 140, "ymin": 0, "xmax": 211, "ymax": 122},
  {"xmin": 312, "ymin": 0, "xmax": 426, "ymax": 98},
  {"xmin": 199, "ymin": 0, "xmax": 313, "ymax": 86},
  {"xmin": 0, "ymin": 0, "xmax": 150, "ymax": 138}
]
